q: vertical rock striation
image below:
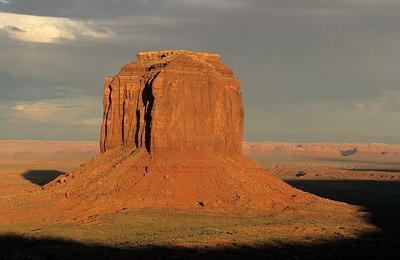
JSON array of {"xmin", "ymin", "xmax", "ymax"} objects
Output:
[{"xmin": 100, "ymin": 50, "xmax": 244, "ymax": 154}]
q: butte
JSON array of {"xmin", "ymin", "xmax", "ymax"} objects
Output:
[{"xmin": 1, "ymin": 50, "xmax": 342, "ymax": 222}]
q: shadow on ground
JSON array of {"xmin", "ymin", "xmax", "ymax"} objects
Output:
[
  {"xmin": 286, "ymin": 180, "xmax": 400, "ymax": 231},
  {"xmin": 286, "ymin": 179, "xmax": 400, "ymax": 259},
  {"xmin": 1, "ymin": 180, "xmax": 399, "ymax": 259},
  {"xmin": 22, "ymin": 170, "xmax": 65, "ymax": 186}
]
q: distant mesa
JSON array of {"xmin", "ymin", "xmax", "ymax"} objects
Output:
[{"xmin": 243, "ymin": 142, "xmax": 400, "ymax": 157}]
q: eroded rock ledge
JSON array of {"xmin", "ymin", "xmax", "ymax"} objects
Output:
[{"xmin": 100, "ymin": 50, "xmax": 243, "ymax": 153}]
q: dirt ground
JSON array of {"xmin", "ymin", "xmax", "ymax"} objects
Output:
[
  {"xmin": 247, "ymin": 153, "xmax": 400, "ymax": 181},
  {"xmin": 0, "ymin": 141, "xmax": 399, "ymax": 259}
]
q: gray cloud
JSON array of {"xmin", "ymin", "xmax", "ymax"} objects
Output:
[
  {"xmin": 0, "ymin": 0, "xmax": 248, "ymax": 19},
  {"xmin": 4, "ymin": 25, "xmax": 23, "ymax": 32},
  {"xmin": 1, "ymin": 0, "xmax": 400, "ymax": 142}
]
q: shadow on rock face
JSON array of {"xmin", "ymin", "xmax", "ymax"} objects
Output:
[{"xmin": 22, "ymin": 170, "xmax": 65, "ymax": 186}]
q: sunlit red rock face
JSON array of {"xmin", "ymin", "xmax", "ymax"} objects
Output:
[{"xmin": 100, "ymin": 50, "xmax": 243, "ymax": 154}]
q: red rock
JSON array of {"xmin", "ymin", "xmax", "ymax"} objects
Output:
[
  {"xmin": 0, "ymin": 50, "xmax": 348, "ymax": 223},
  {"xmin": 100, "ymin": 50, "xmax": 243, "ymax": 154}
]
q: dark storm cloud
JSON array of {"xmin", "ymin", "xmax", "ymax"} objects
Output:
[
  {"xmin": 1, "ymin": 0, "xmax": 400, "ymax": 141},
  {"xmin": 0, "ymin": 0, "xmax": 246, "ymax": 19}
]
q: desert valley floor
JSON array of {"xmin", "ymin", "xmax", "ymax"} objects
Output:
[{"xmin": 0, "ymin": 140, "xmax": 399, "ymax": 259}]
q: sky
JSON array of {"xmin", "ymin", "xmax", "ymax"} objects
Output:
[{"xmin": 1, "ymin": 0, "xmax": 400, "ymax": 143}]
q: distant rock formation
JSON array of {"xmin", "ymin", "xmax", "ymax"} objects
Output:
[
  {"xmin": 243, "ymin": 142, "xmax": 400, "ymax": 157},
  {"xmin": 100, "ymin": 50, "xmax": 243, "ymax": 154}
]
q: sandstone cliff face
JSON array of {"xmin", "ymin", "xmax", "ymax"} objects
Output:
[{"xmin": 100, "ymin": 50, "xmax": 243, "ymax": 154}]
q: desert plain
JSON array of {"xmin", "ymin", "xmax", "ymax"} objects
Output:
[{"xmin": 0, "ymin": 140, "xmax": 398, "ymax": 259}]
